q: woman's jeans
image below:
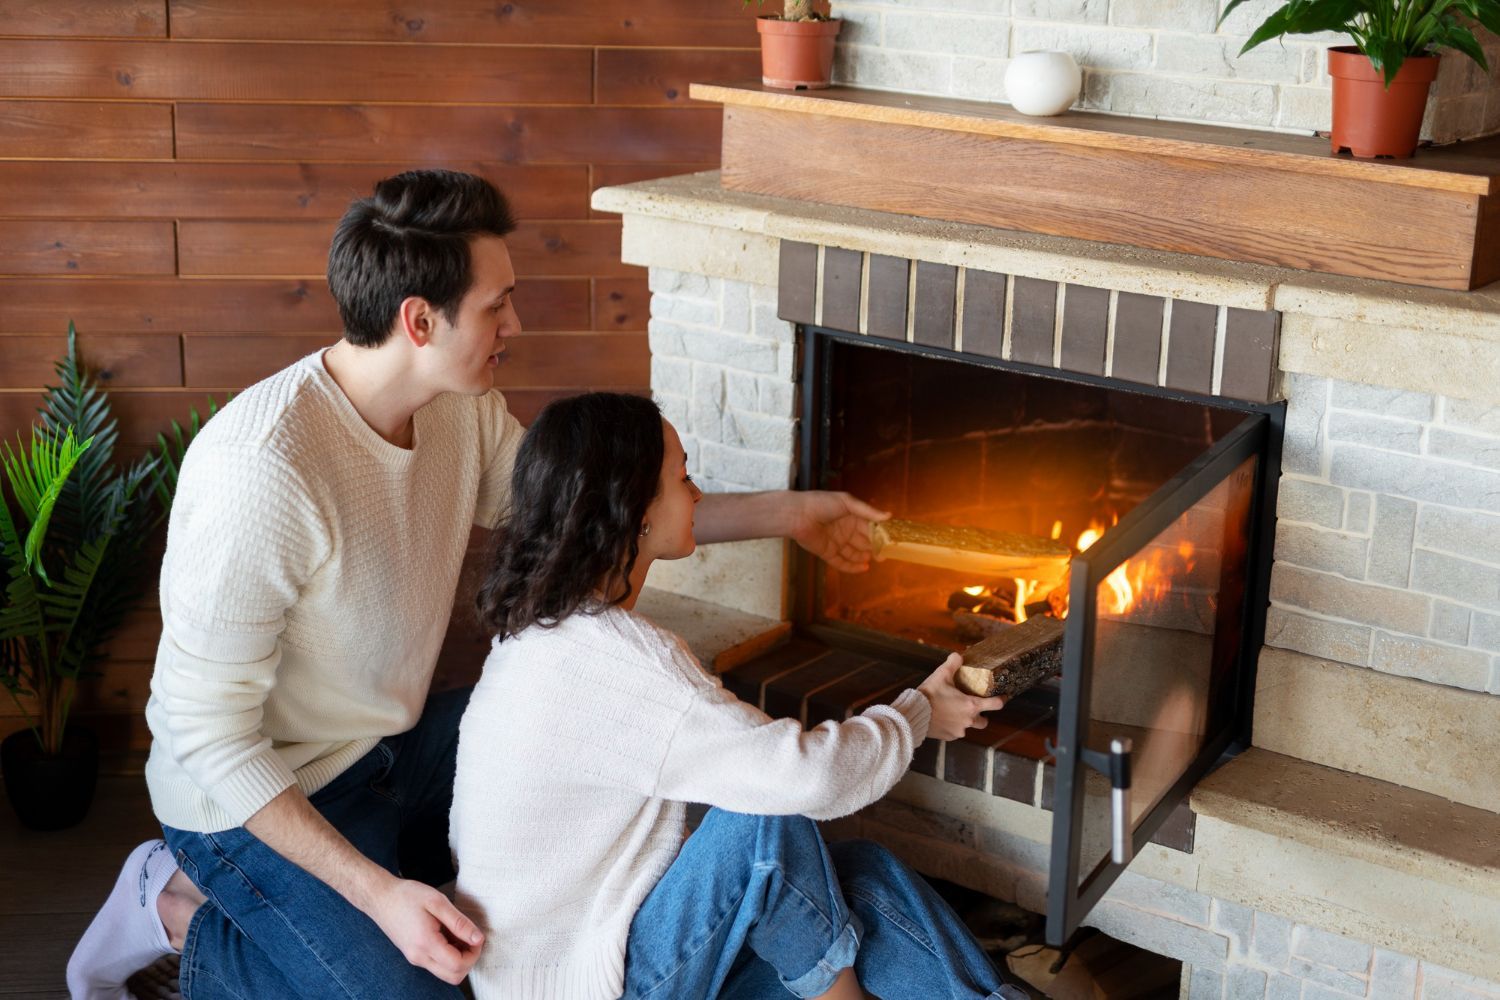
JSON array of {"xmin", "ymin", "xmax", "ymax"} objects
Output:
[
  {"xmin": 163, "ymin": 687, "xmax": 1026, "ymax": 999},
  {"xmin": 624, "ymin": 809, "xmax": 1028, "ymax": 1000}
]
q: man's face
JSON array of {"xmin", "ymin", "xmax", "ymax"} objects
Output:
[{"xmin": 429, "ymin": 235, "xmax": 521, "ymax": 395}]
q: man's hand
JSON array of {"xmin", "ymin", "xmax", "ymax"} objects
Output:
[
  {"xmin": 365, "ymin": 875, "xmax": 485, "ymax": 985},
  {"xmin": 786, "ymin": 490, "xmax": 891, "ymax": 572},
  {"xmin": 918, "ymin": 654, "xmax": 1007, "ymax": 741}
]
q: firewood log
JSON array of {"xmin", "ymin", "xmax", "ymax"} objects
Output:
[
  {"xmin": 954, "ymin": 615, "xmax": 1066, "ymax": 699},
  {"xmin": 871, "ymin": 519, "xmax": 1070, "ymax": 586}
]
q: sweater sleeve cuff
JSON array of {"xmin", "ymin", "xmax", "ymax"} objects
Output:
[
  {"xmin": 888, "ymin": 688, "xmax": 932, "ymax": 747},
  {"xmin": 212, "ymin": 750, "xmax": 298, "ymax": 827}
]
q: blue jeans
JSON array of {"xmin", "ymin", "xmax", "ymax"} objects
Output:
[
  {"xmin": 164, "ymin": 687, "xmax": 1024, "ymax": 1000},
  {"xmin": 162, "ymin": 687, "xmax": 471, "ymax": 1000},
  {"xmin": 623, "ymin": 809, "xmax": 1028, "ymax": 1000}
]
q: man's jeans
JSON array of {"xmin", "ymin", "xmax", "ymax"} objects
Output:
[
  {"xmin": 161, "ymin": 687, "xmax": 472, "ymax": 1000},
  {"xmin": 623, "ymin": 809, "xmax": 1028, "ymax": 1000},
  {"xmin": 164, "ymin": 687, "xmax": 1026, "ymax": 999}
]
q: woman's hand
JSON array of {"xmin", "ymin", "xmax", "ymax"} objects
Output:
[
  {"xmin": 917, "ymin": 654, "xmax": 1007, "ymax": 741},
  {"xmin": 785, "ymin": 490, "xmax": 890, "ymax": 573}
]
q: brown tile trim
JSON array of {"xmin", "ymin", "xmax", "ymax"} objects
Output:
[
  {"xmin": 821, "ymin": 246, "xmax": 862, "ymax": 334},
  {"xmin": 913, "ymin": 261, "xmax": 957, "ymax": 350},
  {"xmin": 1164, "ymin": 299, "xmax": 1217, "ymax": 395},
  {"xmin": 1010, "ymin": 276, "xmax": 1058, "ymax": 368},
  {"xmin": 777, "ymin": 240, "xmax": 818, "ymax": 325},
  {"xmin": 1060, "ymin": 283, "xmax": 1109, "ymax": 376},
  {"xmin": 1112, "ymin": 291, "xmax": 1166, "ymax": 387},
  {"xmin": 992, "ymin": 751, "xmax": 1038, "ymax": 805},
  {"xmin": 1220, "ymin": 307, "xmax": 1281, "ymax": 403},
  {"xmin": 867, "ymin": 253, "xmax": 910, "ymax": 342},
  {"xmin": 960, "ymin": 268, "xmax": 1006, "ymax": 359},
  {"xmin": 1148, "ymin": 801, "xmax": 1197, "ymax": 853},
  {"xmin": 780, "ymin": 242, "xmax": 1280, "ymax": 405}
]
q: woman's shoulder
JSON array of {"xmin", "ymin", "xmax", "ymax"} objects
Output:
[{"xmin": 559, "ymin": 605, "xmax": 716, "ymax": 689}]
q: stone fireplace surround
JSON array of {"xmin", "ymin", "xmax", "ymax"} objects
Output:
[{"xmin": 593, "ymin": 169, "xmax": 1500, "ymax": 998}]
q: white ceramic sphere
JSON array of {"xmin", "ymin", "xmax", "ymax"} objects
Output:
[{"xmin": 1004, "ymin": 50, "xmax": 1082, "ymax": 117}]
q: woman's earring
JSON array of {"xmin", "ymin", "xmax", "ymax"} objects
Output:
[{"xmin": 639, "ymin": 524, "xmax": 651, "ymax": 537}]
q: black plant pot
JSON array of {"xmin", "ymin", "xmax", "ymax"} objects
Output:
[{"xmin": 1, "ymin": 726, "xmax": 98, "ymax": 830}]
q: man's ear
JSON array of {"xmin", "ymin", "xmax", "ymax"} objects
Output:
[{"xmin": 397, "ymin": 296, "xmax": 437, "ymax": 348}]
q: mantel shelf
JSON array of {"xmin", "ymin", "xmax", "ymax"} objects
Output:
[
  {"xmin": 689, "ymin": 81, "xmax": 1500, "ymax": 197},
  {"xmin": 690, "ymin": 80, "xmax": 1500, "ymax": 289}
]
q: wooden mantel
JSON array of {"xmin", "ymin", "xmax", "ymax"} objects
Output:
[{"xmin": 691, "ymin": 81, "xmax": 1500, "ymax": 290}]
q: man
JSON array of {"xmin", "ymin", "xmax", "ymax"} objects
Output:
[{"xmin": 65, "ymin": 169, "xmax": 895, "ymax": 998}]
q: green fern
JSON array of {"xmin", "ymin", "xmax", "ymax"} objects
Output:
[{"xmin": 0, "ymin": 323, "xmax": 224, "ymax": 754}]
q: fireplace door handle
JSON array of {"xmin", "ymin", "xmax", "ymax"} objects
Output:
[
  {"xmin": 1107, "ymin": 737, "xmax": 1133, "ymax": 865},
  {"xmin": 1050, "ymin": 736, "xmax": 1136, "ymax": 866}
]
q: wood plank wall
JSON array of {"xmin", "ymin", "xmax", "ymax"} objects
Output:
[{"xmin": 0, "ymin": 0, "xmax": 761, "ymax": 754}]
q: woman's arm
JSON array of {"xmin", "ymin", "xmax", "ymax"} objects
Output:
[
  {"xmin": 692, "ymin": 489, "xmax": 890, "ymax": 573},
  {"xmin": 653, "ymin": 685, "xmax": 931, "ymax": 821}
]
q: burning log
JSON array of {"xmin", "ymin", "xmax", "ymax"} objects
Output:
[
  {"xmin": 952, "ymin": 609, "xmax": 1015, "ymax": 643},
  {"xmin": 872, "ymin": 519, "xmax": 1071, "ymax": 587},
  {"xmin": 954, "ymin": 615, "xmax": 1066, "ymax": 699}
]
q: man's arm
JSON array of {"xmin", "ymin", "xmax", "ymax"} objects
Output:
[
  {"xmin": 244, "ymin": 789, "xmax": 483, "ymax": 985},
  {"xmin": 693, "ymin": 489, "xmax": 891, "ymax": 572}
]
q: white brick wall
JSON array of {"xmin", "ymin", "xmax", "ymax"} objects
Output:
[
  {"xmin": 1269, "ymin": 373, "xmax": 1500, "ymax": 695},
  {"xmin": 829, "ymin": 0, "xmax": 1500, "ymax": 142},
  {"xmin": 647, "ymin": 269, "xmax": 799, "ymax": 493}
]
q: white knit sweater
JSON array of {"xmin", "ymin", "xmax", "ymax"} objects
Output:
[
  {"xmin": 450, "ymin": 605, "xmax": 932, "ymax": 1000},
  {"xmin": 144, "ymin": 351, "xmax": 524, "ymax": 833}
]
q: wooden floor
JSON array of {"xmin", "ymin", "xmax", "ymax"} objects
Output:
[{"xmin": 1, "ymin": 766, "xmax": 161, "ymax": 999}]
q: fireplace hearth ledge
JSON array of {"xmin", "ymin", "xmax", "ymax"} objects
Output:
[{"xmin": 594, "ymin": 171, "xmax": 1500, "ymax": 404}]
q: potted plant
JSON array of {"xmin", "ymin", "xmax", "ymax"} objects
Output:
[
  {"xmin": 1220, "ymin": 0, "xmax": 1500, "ymax": 158},
  {"xmin": 747, "ymin": 0, "xmax": 842, "ymax": 90},
  {"xmin": 0, "ymin": 326, "xmax": 217, "ymax": 830}
]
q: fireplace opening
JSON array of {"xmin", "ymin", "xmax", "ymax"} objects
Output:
[
  {"xmin": 761, "ymin": 325, "xmax": 1282, "ymax": 945},
  {"xmin": 817, "ymin": 336, "xmax": 1247, "ymax": 653}
]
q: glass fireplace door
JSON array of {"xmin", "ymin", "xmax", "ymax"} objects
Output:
[{"xmin": 1046, "ymin": 413, "xmax": 1266, "ymax": 945}]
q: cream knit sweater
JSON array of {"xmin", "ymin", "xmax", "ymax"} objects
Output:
[
  {"xmin": 144, "ymin": 351, "xmax": 524, "ymax": 833},
  {"xmin": 450, "ymin": 605, "xmax": 932, "ymax": 1000}
]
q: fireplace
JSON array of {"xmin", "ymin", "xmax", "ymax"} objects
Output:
[
  {"xmin": 741, "ymin": 324, "xmax": 1279, "ymax": 944},
  {"xmin": 597, "ymin": 99, "xmax": 1500, "ymax": 993}
]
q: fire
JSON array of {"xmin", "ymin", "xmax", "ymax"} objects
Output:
[{"xmin": 956, "ymin": 516, "xmax": 1199, "ymax": 629}]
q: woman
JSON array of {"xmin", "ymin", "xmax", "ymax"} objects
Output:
[{"xmin": 450, "ymin": 392, "xmax": 1028, "ymax": 1000}]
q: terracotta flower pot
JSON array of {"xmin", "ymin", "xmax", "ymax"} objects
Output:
[
  {"xmin": 1328, "ymin": 46, "xmax": 1439, "ymax": 159},
  {"xmin": 757, "ymin": 16, "xmax": 841, "ymax": 90}
]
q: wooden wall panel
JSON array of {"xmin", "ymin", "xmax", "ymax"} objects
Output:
[
  {"xmin": 182, "ymin": 332, "xmax": 649, "ymax": 387},
  {"xmin": 175, "ymin": 105, "xmax": 723, "ymax": 164},
  {"xmin": 596, "ymin": 48, "xmax": 764, "ymax": 105},
  {"xmin": 0, "ymin": 100, "xmax": 172, "ymax": 157},
  {"xmin": 178, "ymin": 220, "xmax": 630, "ymax": 277},
  {"xmin": 169, "ymin": 0, "xmax": 760, "ymax": 46},
  {"xmin": 5, "ymin": 1, "xmax": 166, "ymax": 37},
  {"xmin": 0, "ymin": 40, "xmax": 594, "ymax": 104},
  {"xmin": 593, "ymin": 277, "xmax": 651, "ymax": 332},
  {"xmin": 0, "ymin": 221, "xmax": 176, "ymax": 275},
  {"xmin": 0, "ymin": 162, "xmax": 589, "ymax": 220},
  {"xmin": 0, "ymin": 391, "xmax": 235, "ymax": 449},
  {"xmin": 0, "ymin": 334, "xmax": 183, "ymax": 388},
  {"xmin": 0, "ymin": 0, "xmax": 742, "ymax": 753}
]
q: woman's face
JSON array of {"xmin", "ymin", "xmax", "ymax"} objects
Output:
[{"xmin": 641, "ymin": 419, "xmax": 702, "ymax": 562}]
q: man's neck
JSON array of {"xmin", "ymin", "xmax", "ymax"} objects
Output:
[{"xmin": 322, "ymin": 340, "xmax": 435, "ymax": 448}]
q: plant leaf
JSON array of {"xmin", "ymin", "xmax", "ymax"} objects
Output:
[{"xmin": 1, "ymin": 428, "xmax": 94, "ymax": 584}]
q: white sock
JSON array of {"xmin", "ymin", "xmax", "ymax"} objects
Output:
[{"xmin": 67, "ymin": 839, "xmax": 177, "ymax": 1000}]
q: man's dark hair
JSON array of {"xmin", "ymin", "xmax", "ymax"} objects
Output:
[
  {"xmin": 327, "ymin": 169, "xmax": 517, "ymax": 347},
  {"xmin": 477, "ymin": 392, "xmax": 665, "ymax": 640}
]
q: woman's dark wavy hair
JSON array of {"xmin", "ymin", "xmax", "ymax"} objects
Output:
[{"xmin": 477, "ymin": 392, "xmax": 665, "ymax": 640}]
